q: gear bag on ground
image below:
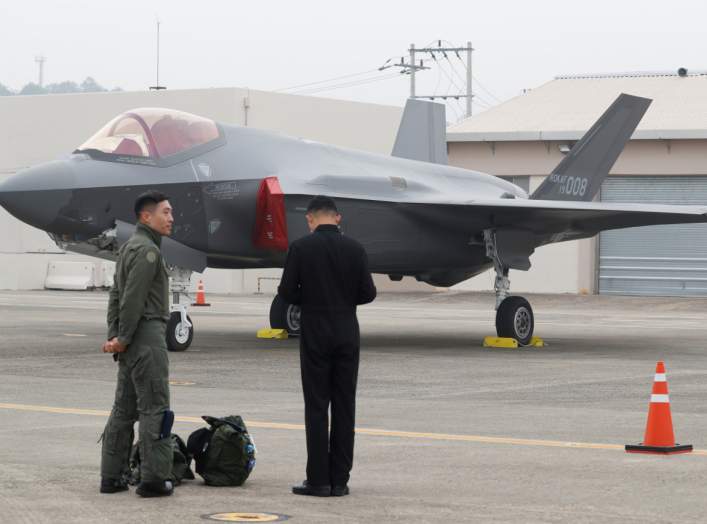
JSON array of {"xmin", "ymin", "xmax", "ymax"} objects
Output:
[
  {"xmin": 187, "ymin": 415, "xmax": 256, "ymax": 486},
  {"xmin": 128, "ymin": 433, "xmax": 195, "ymax": 485}
]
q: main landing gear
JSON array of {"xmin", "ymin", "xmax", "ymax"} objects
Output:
[
  {"xmin": 269, "ymin": 295, "xmax": 301, "ymax": 336},
  {"xmin": 167, "ymin": 268, "xmax": 194, "ymax": 351},
  {"xmin": 484, "ymin": 230, "xmax": 535, "ymax": 346}
]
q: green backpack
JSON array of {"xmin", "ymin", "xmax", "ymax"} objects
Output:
[
  {"xmin": 186, "ymin": 415, "xmax": 257, "ymax": 486},
  {"xmin": 128, "ymin": 433, "xmax": 195, "ymax": 485}
]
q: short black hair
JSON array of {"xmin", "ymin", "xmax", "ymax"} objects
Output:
[
  {"xmin": 306, "ymin": 195, "xmax": 338, "ymax": 214},
  {"xmin": 134, "ymin": 190, "xmax": 169, "ymax": 218}
]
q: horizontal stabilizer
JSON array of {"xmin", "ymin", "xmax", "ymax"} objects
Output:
[
  {"xmin": 392, "ymin": 99, "xmax": 448, "ymax": 164},
  {"xmin": 531, "ymin": 93, "xmax": 652, "ymax": 202}
]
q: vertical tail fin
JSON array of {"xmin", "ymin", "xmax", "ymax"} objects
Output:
[
  {"xmin": 531, "ymin": 93, "xmax": 651, "ymax": 201},
  {"xmin": 391, "ymin": 99, "xmax": 448, "ymax": 164}
]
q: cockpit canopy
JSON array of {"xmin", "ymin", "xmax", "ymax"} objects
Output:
[{"xmin": 76, "ymin": 108, "xmax": 222, "ymax": 161}]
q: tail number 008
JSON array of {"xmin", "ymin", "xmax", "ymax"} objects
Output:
[{"xmin": 559, "ymin": 176, "xmax": 588, "ymax": 197}]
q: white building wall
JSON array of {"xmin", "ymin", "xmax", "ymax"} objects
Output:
[{"xmin": 0, "ymin": 88, "xmax": 403, "ymax": 292}]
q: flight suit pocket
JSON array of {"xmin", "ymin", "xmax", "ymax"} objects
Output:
[
  {"xmin": 114, "ymin": 381, "xmax": 125, "ymax": 403},
  {"xmin": 135, "ymin": 380, "xmax": 150, "ymax": 412},
  {"xmin": 151, "ymin": 378, "xmax": 169, "ymax": 409},
  {"xmin": 105, "ymin": 433, "xmax": 119, "ymax": 455}
]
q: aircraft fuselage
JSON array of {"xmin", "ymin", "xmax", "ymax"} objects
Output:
[{"xmin": 0, "ymin": 119, "xmax": 523, "ymax": 286}]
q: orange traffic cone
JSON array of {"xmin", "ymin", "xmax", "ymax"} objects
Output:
[
  {"xmin": 625, "ymin": 361, "xmax": 692, "ymax": 454},
  {"xmin": 192, "ymin": 280, "xmax": 211, "ymax": 307}
]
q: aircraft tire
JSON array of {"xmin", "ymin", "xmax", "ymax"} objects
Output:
[
  {"xmin": 495, "ymin": 296, "xmax": 534, "ymax": 346},
  {"xmin": 269, "ymin": 295, "xmax": 301, "ymax": 336},
  {"xmin": 167, "ymin": 311, "xmax": 193, "ymax": 351}
]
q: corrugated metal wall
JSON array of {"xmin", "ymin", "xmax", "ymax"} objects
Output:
[{"xmin": 599, "ymin": 176, "xmax": 707, "ymax": 296}]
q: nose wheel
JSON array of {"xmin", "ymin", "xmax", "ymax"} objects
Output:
[
  {"xmin": 167, "ymin": 311, "xmax": 193, "ymax": 351},
  {"xmin": 269, "ymin": 295, "xmax": 301, "ymax": 336}
]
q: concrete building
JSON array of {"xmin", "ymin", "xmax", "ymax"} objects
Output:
[
  {"xmin": 5, "ymin": 72, "xmax": 707, "ymax": 298},
  {"xmin": 447, "ymin": 70, "xmax": 707, "ymax": 297},
  {"xmin": 0, "ymin": 87, "xmax": 403, "ymax": 293}
]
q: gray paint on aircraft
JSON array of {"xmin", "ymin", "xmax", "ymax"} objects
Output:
[{"xmin": 0, "ymin": 96, "xmax": 706, "ymax": 287}]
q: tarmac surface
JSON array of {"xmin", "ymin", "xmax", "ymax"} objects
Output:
[{"xmin": 1, "ymin": 289, "xmax": 707, "ymax": 523}]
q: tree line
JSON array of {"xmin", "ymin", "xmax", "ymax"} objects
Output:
[{"xmin": 0, "ymin": 77, "xmax": 122, "ymax": 96}]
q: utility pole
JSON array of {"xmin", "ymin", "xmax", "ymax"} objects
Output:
[
  {"xmin": 34, "ymin": 55, "xmax": 46, "ymax": 87},
  {"xmin": 384, "ymin": 41, "xmax": 474, "ymax": 118},
  {"xmin": 379, "ymin": 45, "xmax": 429, "ymax": 89},
  {"xmin": 149, "ymin": 17, "xmax": 166, "ymax": 90}
]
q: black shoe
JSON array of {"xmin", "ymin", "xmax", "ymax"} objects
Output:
[
  {"xmin": 331, "ymin": 485, "xmax": 349, "ymax": 497},
  {"xmin": 100, "ymin": 477, "xmax": 129, "ymax": 494},
  {"xmin": 292, "ymin": 480, "xmax": 330, "ymax": 497},
  {"xmin": 136, "ymin": 479, "xmax": 174, "ymax": 498}
]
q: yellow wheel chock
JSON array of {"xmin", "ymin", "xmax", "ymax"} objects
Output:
[
  {"xmin": 257, "ymin": 328, "xmax": 288, "ymax": 340},
  {"xmin": 483, "ymin": 336, "xmax": 546, "ymax": 348}
]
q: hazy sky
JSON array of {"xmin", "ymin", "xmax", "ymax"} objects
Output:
[{"xmin": 1, "ymin": 0, "xmax": 705, "ymax": 122}]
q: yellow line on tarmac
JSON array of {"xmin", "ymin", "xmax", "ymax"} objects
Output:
[
  {"xmin": 0, "ymin": 403, "xmax": 304, "ymax": 430},
  {"xmin": 1, "ymin": 402, "xmax": 705, "ymax": 455}
]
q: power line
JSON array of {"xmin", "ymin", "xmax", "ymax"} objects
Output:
[
  {"xmin": 294, "ymin": 73, "xmax": 401, "ymax": 94},
  {"xmin": 446, "ymin": 99, "xmax": 461, "ymax": 122},
  {"xmin": 276, "ymin": 69, "xmax": 380, "ymax": 92},
  {"xmin": 436, "ymin": 57, "xmax": 466, "ymax": 98},
  {"xmin": 441, "ymin": 53, "xmax": 466, "ymax": 85},
  {"xmin": 432, "ymin": 54, "xmax": 443, "ymax": 96},
  {"xmin": 443, "ymin": 54, "xmax": 499, "ymax": 107},
  {"xmin": 450, "ymin": 50, "xmax": 502, "ymax": 104},
  {"xmin": 472, "ymin": 92, "xmax": 494, "ymax": 107},
  {"xmin": 472, "ymin": 75, "xmax": 502, "ymax": 104},
  {"xmin": 290, "ymin": 70, "xmax": 401, "ymax": 95},
  {"xmin": 294, "ymin": 72, "xmax": 401, "ymax": 96},
  {"xmin": 430, "ymin": 46, "xmax": 490, "ymax": 121},
  {"xmin": 452, "ymin": 100, "xmax": 466, "ymax": 120}
]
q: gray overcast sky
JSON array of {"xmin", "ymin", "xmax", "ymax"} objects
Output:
[{"xmin": 1, "ymin": 0, "xmax": 705, "ymax": 121}]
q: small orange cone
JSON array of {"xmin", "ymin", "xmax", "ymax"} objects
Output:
[
  {"xmin": 625, "ymin": 361, "xmax": 692, "ymax": 454},
  {"xmin": 191, "ymin": 280, "xmax": 211, "ymax": 307}
]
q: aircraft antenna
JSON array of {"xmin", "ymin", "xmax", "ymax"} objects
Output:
[{"xmin": 150, "ymin": 17, "xmax": 166, "ymax": 90}]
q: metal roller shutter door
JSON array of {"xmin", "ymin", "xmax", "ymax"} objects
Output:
[{"xmin": 599, "ymin": 176, "xmax": 707, "ymax": 296}]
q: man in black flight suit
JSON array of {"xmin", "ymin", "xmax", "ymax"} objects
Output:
[{"xmin": 278, "ymin": 195, "xmax": 377, "ymax": 497}]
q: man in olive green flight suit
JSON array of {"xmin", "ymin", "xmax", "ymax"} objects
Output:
[{"xmin": 100, "ymin": 190, "xmax": 175, "ymax": 497}]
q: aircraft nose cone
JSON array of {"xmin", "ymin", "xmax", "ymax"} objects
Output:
[{"xmin": 0, "ymin": 160, "xmax": 75, "ymax": 231}]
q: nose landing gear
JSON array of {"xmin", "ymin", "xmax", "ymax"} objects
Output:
[{"xmin": 167, "ymin": 268, "xmax": 194, "ymax": 351}]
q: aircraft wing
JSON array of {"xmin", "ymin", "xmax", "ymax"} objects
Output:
[
  {"xmin": 431, "ymin": 198, "xmax": 707, "ymax": 240},
  {"xmin": 286, "ymin": 193, "xmax": 707, "ymax": 271},
  {"xmin": 393, "ymin": 197, "xmax": 707, "ymax": 270}
]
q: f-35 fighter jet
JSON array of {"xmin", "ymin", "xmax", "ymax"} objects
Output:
[{"xmin": 1, "ymin": 95, "xmax": 705, "ymax": 350}]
